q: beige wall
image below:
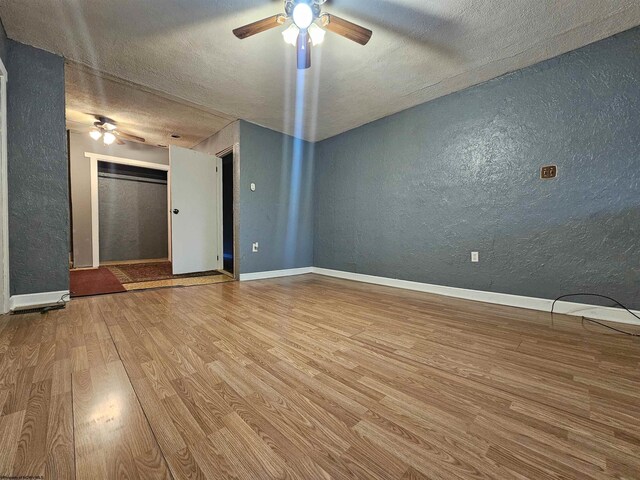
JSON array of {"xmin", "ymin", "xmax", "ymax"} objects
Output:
[{"xmin": 192, "ymin": 121, "xmax": 239, "ymax": 156}]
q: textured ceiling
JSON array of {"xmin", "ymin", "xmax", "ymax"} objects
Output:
[
  {"xmin": 1, "ymin": 0, "xmax": 639, "ymax": 142},
  {"xmin": 65, "ymin": 62, "xmax": 234, "ymax": 148}
]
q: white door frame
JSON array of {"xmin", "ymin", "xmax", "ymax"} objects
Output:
[
  {"xmin": 85, "ymin": 152, "xmax": 170, "ymax": 268},
  {"xmin": 0, "ymin": 58, "xmax": 9, "ymax": 313},
  {"xmin": 215, "ymin": 143, "xmax": 240, "ymax": 279},
  {"xmin": 216, "ymin": 155, "xmax": 223, "ymax": 271}
]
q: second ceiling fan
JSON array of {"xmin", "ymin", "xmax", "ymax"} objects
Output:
[
  {"xmin": 233, "ymin": 0, "xmax": 372, "ymax": 70},
  {"xmin": 89, "ymin": 116, "xmax": 146, "ymax": 146}
]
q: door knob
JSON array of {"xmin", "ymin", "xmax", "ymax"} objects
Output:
[{"xmin": 173, "ymin": 209, "xmax": 179, "ymax": 214}]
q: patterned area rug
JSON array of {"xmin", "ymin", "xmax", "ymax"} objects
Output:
[{"xmin": 106, "ymin": 261, "xmax": 221, "ymax": 284}]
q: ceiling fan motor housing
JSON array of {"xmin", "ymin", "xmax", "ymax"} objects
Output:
[
  {"xmin": 285, "ymin": 0, "xmax": 322, "ymax": 21},
  {"xmin": 95, "ymin": 115, "xmax": 117, "ymax": 130}
]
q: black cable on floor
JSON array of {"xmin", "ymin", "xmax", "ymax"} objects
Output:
[
  {"xmin": 551, "ymin": 293, "xmax": 640, "ymax": 336},
  {"xmin": 40, "ymin": 292, "xmax": 71, "ymax": 314}
]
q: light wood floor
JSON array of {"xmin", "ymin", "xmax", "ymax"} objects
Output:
[{"xmin": 0, "ymin": 274, "xmax": 639, "ymax": 479}]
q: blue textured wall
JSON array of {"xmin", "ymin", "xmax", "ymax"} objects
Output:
[
  {"xmin": 0, "ymin": 20, "xmax": 7, "ymax": 63},
  {"xmin": 315, "ymin": 27, "xmax": 640, "ymax": 308},
  {"xmin": 239, "ymin": 121, "xmax": 314, "ymax": 273},
  {"xmin": 7, "ymin": 41, "xmax": 68, "ymax": 295}
]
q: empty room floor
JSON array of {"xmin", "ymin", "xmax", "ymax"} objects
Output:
[{"xmin": 0, "ymin": 275, "xmax": 639, "ymax": 479}]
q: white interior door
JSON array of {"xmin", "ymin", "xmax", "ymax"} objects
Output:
[{"xmin": 170, "ymin": 146, "xmax": 220, "ymax": 275}]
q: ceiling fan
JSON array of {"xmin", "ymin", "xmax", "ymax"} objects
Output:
[
  {"xmin": 89, "ymin": 116, "xmax": 146, "ymax": 146},
  {"xmin": 233, "ymin": 0, "xmax": 372, "ymax": 69}
]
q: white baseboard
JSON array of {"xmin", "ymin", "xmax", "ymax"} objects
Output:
[
  {"xmin": 229, "ymin": 265, "xmax": 640, "ymax": 326},
  {"xmin": 239, "ymin": 267, "xmax": 313, "ymax": 282},
  {"xmin": 9, "ymin": 290, "xmax": 70, "ymax": 312},
  {"xmin": 312, "ymin": 268, "xmax": 640, "ymax": 326}
]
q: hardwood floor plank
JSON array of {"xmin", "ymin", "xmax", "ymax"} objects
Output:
[
  {"xmin": 169, "ymin": 374, "xmax": 226, "ymax": 435},
  {"xmin": 129, "ymin": 375, "xmax": 187, "ymax": 456},
  {"xmin": 12, "ymin": 378, "xmax": 52, "ymax": 476},
  {"xmin": 0, "ymin": 409, "xmax": 26, "ymax": 475},
  {"xmin": 166, "ymin": 447, "xmax": 206, "ymax": 480},
  {"xmin": 222, "ymin": 411, "xmax": 291, "ymax": 479},
  {"xmin": 73, "ymin": 360, "xmax": 170, "ymax": 479},
  {"xmin": 353, "ymin": 420, "xmax": 471, "ymax": 480},
  {"xmin": 51, "ymin": 358, "xmax": 72, "ymax": 396},
  {"xmin": 45, "ymin": 392, "xmax": 75, "ymax": 479},
  {"xmin": 402, "ymin": 466, "xmax": 436, "ymax": 480},
  {"xmin": 134, "ymin": 447, "xmax": 172, "ymax": 480},
  {"xmin": 2, "ymin": 365, "xmax": 35, "ymax": 415}
]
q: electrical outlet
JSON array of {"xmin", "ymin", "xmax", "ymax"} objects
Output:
[
  {"xmin": 541, "ymin": 165, "xmax": 557, "ymax": 179},
  {"xmin": 252, "ymin": 242, "xmax": 259, "ymax": 253},
  {"xmin": 471, "ymin": 251, "xmax": 479, "ymax": 263},
  {"xmin": 250, "ymin": 183, "xmax": 256, "ymax": 191}
]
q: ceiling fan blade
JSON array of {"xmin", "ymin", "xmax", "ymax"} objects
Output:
[
  {"xmin": 321, "ymin": 14, "xmax": 372, "ymax": 45},
  {"xmin": 297, "ymin": 31, "xmax": 311, "ymax": 70},
  {"xmin": 116, "ymin": 137, "xmax": 126, "ymax": 146},
  {"xmin": 233, "ymin": 14, "xmax": 286, "ymax": 39},
  {"xmin": 116, "ymin": 131, "xmax": 146, "ymax": 143}
]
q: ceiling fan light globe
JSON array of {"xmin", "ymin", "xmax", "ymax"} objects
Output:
[
  {"xmin": 282, "ymin": 24, "xmax": 300, "ymax": 46},
  {"xmin": 89, "ymin": 128, "xmax": 102, "ymax": 141},
  {"xmin": 103, "ymin": 131, "xmax": 116, "ymax": 145},
  {"xmin": 308, "ymin": 23, "xmax": 325, "ymax": 45},
  {"xmin": 292, "ymin": 3, "xmax": 313, "ymax": 29}
]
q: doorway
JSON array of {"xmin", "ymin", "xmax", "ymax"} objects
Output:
[
  {"xmin": 98, "ymin": 161, "xmax": 168, "ymax": 263},
  {"xmin": 69, "ymin": 146, "xmax": 235, "ymax": 297},
  {"xmin": 221, "ymin": 151, "xmax": 234, "ymax": 275}
]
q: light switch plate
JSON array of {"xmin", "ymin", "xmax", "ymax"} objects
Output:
[
  {"xmin": 252, "ymin": 242, "xmax": 259, "ymax": 253},
  {"xmin": 250, "ymin": 183, "xmax": 256, "ymax": 191},
  {"xmin": 471, "ymin": 251, "xmax": 479, "ymax": 263}
]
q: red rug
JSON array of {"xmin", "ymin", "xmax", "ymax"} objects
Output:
[{"xmin": 70, "ymin": 267, "xmax": 126, "ymax": 297}]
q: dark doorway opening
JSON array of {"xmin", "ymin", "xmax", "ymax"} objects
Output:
[{"xmin": 222, "ymin": 152, "xmax": 234, "ymax": 275}]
